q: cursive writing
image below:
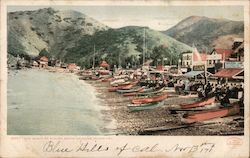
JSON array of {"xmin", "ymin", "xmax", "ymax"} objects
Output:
[
  {"xmin": 43, "ymin": 141, "xmax": 73, "ymax": 152},
  {"xmin": 115, "ymin": 143, "xmax": 161, "ymax": 156},
  {"xmin": 165, "ymin": 142, "xmax": 215, "ymax": 153},
  {"xmin": 76, "ymin": 141, "xmax": 109, "ymax": 152},
  {"xmin": 42, "ymin": 141, "xmax": 216, "ymax": 156}
]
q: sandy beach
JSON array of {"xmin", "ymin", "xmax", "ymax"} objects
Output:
[
  {"xmin": 9, "ymin": 66, "xmax": 243, "ymax": 136},
  {"xmin": 86, "ymin": 79, "xmax": 244, "ymax": 136}
]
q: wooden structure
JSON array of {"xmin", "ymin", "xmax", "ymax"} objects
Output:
[
  {"xmin": 38, "ymin": 56, "xmax": 48, "ymax": 68},
  {"xmin": 67, "ymin": 63, "xmax": 77, "ymax": 71}
]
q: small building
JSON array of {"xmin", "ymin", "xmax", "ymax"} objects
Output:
[
  {"xmin": 181, "ymin": 51, "xmax": 207, "ymax": 68},
  {"xmin": 55, "ymin": 60, "xmax": 62, "ymax": 67},
  {"xmin": 156, "ymin": 64, "xmax": 164, "ymax": 71},
  {"xmin": 61, "ymin": 63, "xmax": 68, "ymax": 69},
  {"xmin": 32, "ymin": 60, "xmax": 39, "ymax": 67},
  {"xmin": 209, "ymin": 68, "xmax": 244, "ymax": 85},
  {"xmin": 232, "ymin": 39, "xmax": 244, "ymax": 62},
  {"xmin": 181, "ymin": 52, "xmax": 192, "ymax": 68},
  {"xmin": 38, "ymin": 56, "xmax": 48, "ymax": 68},
  {"xmin": 100, "ymin": 60, "xmax": 109, "ymax": 70},
  {"xmin": 67, "ymin": 63, "xmax": 77, "ymax": 71},
  {"xmin": 211, "ymin": 49, "xmax": 233, "ymax": 62},
  {"xmin": 209, "ymin": 49, "xmax": 234, "ymax": 71},
  {"xmin": 48, "ymin": 58, "xmax": 57, "ymax": 67},
  {"xmin": 206, "ymin": 51, "xmax": 222, "ymax": 68}
]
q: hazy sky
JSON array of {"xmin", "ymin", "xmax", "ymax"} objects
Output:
[{"xmin": 8, "ymin": 6, "xmax": 244, "ymax": 31}]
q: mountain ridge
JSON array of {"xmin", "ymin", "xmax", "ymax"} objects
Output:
[
  {"xmin": 163, "ymin": 16, "xmax": 244, "ymax": 51},
  {"xmin": 8, "ymin": 8, "xmax": 193, "ymax": 68}
]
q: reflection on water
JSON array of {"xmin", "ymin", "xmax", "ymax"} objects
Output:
[{"xmin": 7, "ymin": 69, "xmax": 111, "ymax": 135}]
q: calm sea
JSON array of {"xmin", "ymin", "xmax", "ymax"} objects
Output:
[{"xmin": 7, "ymin": 69, "xmax": 113, "ymax": 135}]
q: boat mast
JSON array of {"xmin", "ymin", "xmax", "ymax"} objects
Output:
[
  {"xmin": 92, "ymin": 44, "xmax": 95, "ymax": 69},
  {"xmin": 143, "ymin": 27, "xmax": 146, "ymax": 65},
  {"xmin": 118, "ymin": 52, "xmax": 121, "ymax": 68},
  {"xmin": 204, "ymin": 47, "xmax": 207, "ymax": 84}
]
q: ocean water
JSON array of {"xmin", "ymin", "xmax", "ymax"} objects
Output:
[{"xmin": 7, "ymin": 69, "xmax": 113, "ymax": 135}]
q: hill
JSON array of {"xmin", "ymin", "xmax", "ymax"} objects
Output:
[
  {"xmin": 7, "ymin": 8, "xmax": 192, "ymax": 68},
  {"xmin": 163, "ymin": 16, "xmax": 244, "ymax": 51},
  {"xmin": 8, "ymin": 8, "xmax": 108, "ymax": 58},
  {"xmin": 64, "ymin": 26, "xmax": 193, "ymax": 68}
]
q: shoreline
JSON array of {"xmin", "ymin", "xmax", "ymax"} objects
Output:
[
  {"xmin": 11, "ymin": 67, "xmax": 244, "ymax": 135},
  {"xmin": 86, "ymin": 79, "xmax": 244, "ymax": 136},
  {"xmin": 8, "ymin": 67, "xmax": 116, "ymax": 135},
  {"xmin": 44, "ymin": 67, "xmax": 119, "ymax": 135},
  {"xmin": 46, "ymin": 67, "xmax": 119, "ymax": 135}
]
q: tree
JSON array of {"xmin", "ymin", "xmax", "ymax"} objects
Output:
[
  {"xmin": 39, "ymin": 48, "xmax": 50, "ymax": 58},
  {"xmin": 151, "ymin": 45, "xmax": 170, "ymax": 65}
]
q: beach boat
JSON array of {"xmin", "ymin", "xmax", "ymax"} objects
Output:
[
  {"xmin": 169, "ymin": 103, "xmax": 221, "ymax": 114},
  {"xmin": 91, "ymin": 76, "xmax": 100, "ymax": 80},
  {"xmin": 112, "ymin": 80, "xmax": 138, "ymax": 87},
  {"xmin": 112, "ymin": 81, "xmax": 131, "ymax": 87},
  {"xmin": 110, "ymin": 79, "xmax": 126, "ymax": 85},
  {"xmin": 123, "ymin": 87, "xmax": 153, "ymax": 97},
  {"xmin": 108, "ymin": 84, "xmax": 134, "ymax": 92},
  {"xmin": 120, "ymin": 84, "xmax": 134, "ymax": 90},
  {"xmin": 179, "ymin": 97, "xmax": 216, "ymax": 109},
  {"xmin": 113, "ymin": 75, "xmax": 129, "ymax": 79},
  {"xmin": 79, "ymin": 76, "xmax": 91, "ymax": 80},
  {"xmin": 136, "ymin": 87, "xmax": 165, "ymax": 96},
  {"xmin": 117, "ymin": 86, "xmax": 144, "ymax": 94},
  {"xmin": 131, "ymin": 93, "xmax": 168, "ymax": 104},
  {"xmin": 181, "ymin": 103, "xmax": 240, "ymax": 124},
  {"xmin": 128, "ymin": 100, "xmax": 165, "ymax": 111},
  {"xmin": 108, "ymin": 87, "xmax": 120, "ymax": 92},
  {"xmin": 101, "ymin": 76, "xmax": 113, "ymax": 82},
  {"xmin": 97, "ymin": 70, "xmax": 110, "ymax": 75}
]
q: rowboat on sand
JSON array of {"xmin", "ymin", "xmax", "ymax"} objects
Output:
[
  {"xmin": 131, "ymin": 93, "xmax": 168, "ymax": 104},
  {"xmin": 110, "ymin": 79, "xmax": 126, "ymax": 85},
  {"xmin": 128, "ymin": 100, "xmax": 165, "ymax": 111},
  {"xmin": 101, "ymin": 77, "xmax": 113, "ymax": 82},
  {"xmin": 179, "ymin": 96, "xmax": 216, "ymax": 109},
  {"xmin": 117, "ymin": 86, "xmax": 144, "ymax": 94},
  {"xmin": 123, "ymin": 87, "xmax": 154, "ymax": 97},
  {"xmin": 97, "ymin": 70, "xmax": 110, "ymax": 75},
  {"xmin": 112, "ymin": 81, "xmax": 138, "ymax": 87},
  {"xmin": 108, "ymin": 84, "xmax": 134, "ymax": 92},
  {"xmin": 135, "ymin": 87, "xmax": 165, "ymax": 96},
  {"xmin": 181, "ymin": 102, "xmax": 240, "ymax": 124}
]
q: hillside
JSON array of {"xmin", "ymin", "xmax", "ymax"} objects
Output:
[
  {"xmin": 64, "ymin": 26, "xmax": 193, "ymax": 68},
  {"xmin": 8, "ymin": 8, "xmax": 193, "ymax": 68},
  {"xmin": 164, "ymin": 16, "xmax": 244, "ymax": 51},
  {"xmin": 8, "ymin": 8, "xmax": 108, "ymax": 58}
]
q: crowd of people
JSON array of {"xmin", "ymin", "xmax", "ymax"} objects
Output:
[{"xmin": 111, "ymin": 69, "xmax": 244, "ymax": 107}]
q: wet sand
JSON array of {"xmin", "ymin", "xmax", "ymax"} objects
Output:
[
  {"xmin": 7, "ymin": 68, "xmax": 113, "ymax": 135},
  {"xmin": 86, "ymin": 79, "xmax": 244, "ymax": 136}
]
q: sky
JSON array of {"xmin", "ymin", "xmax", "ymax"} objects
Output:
[{"xmin": 8, "ymin": 6, "xmax": 244, "ymax": 31}]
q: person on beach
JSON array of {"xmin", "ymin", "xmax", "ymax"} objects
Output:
[
  {"xmin": 204, "ymin": 81, "xmax": 212, "ymax": 98},
  {"xmin": 197, "ymin": 85, "xmax": 204, "ymax": 98}
]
